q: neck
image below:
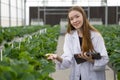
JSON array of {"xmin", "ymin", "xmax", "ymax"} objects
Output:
[{"xmin": 77, "ymin": 29, "xmax": 83, "ymax": 37}]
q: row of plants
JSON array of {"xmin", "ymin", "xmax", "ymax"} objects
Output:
[
  {"xmin": 1, "ymin": 24, "xmax": 119, "ymax": 79},
  {"xmin": 95, "ymin": 25, "xmax": 120, "ymax": 80},
  {"xmin": 0, "ymin": 25, "xmax": 60, "ymax": 80},
  {"xmin": 0, "ymin": 25, "xmax": 49, "ymax": 44}
]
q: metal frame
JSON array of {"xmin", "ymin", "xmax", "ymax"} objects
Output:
[
  {"xmin": 24, "ymin": 0, "xmax": 26, "ymax": 26},
  {"xmin": 37, "ymin": 7, "xmax": 90, "ymax": 25},
  {"xmin": 16, "ymin": 0, "xmax": 18, "ymax": 26},
  {"xmin": 21, "ymin": 0, "xmax": 23, "ymax": 25},
  {"xmin": 0, "ymin": 0, "xmax": 1, "ymax": 26},
  {"xmin": 9, "ymin": 0, "xmax": 11, "ymax": 27},
  {"xmin": 105, "ymin": 1, "xmax": 108, "ymax": 26},
  {"xmin": 116, "ymin": 6, "xmax": 120, "ymax": 24},
  {"xmin": 37, "ymin": 1, "xmax": 40, "ymax": 25}
]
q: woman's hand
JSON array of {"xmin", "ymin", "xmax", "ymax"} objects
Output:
[
  {"xmin": 78, "ymin": 52, "xmax": 94, "ymax": 63},
  {"xmin": 45, "ymin": 53, "xmax": 63, "ymax": 63},
  {"xmin": 45, "ymin": 53, "xmax": 58, "ymax": 60}
]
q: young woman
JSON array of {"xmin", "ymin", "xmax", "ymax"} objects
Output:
[{"xmin": 46, "ymin": 6, "xmax": 109, "ymax": 80}]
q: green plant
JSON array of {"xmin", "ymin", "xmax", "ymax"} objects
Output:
[{"xmin": 0, "ymin": 25, "xmax": 60, "ymax": 80}]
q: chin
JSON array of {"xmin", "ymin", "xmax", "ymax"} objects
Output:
[{"xmin": 76, "ymin": 26, "xmax": 81, "ymax": 29}]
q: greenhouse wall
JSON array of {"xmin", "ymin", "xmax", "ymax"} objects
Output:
[
  {"xmin": 29, "ymin": 6, "xmax": 120, "ymax": 26},
  {"xmin": 0, "ymin": 0, "xmax": 24, "ymax": 27}
]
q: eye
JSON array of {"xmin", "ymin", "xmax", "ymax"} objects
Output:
[
  {"xmin": 75, "ymin": 15, "xmax": 80, "ymax": 18},
  {"xmin": 69, "ymin": 17, "xmax": 73, "ymax": 21},
  {"xmin": 69, "ymin": 15, "xmax": 80, "ymax": 21}
]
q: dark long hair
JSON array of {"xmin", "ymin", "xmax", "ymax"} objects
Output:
[{"xmin": 67, "ymin": 6, "xmax": 99, "ymax": 53}]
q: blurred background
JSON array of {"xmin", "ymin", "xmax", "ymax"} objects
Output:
[
  {"xmin": 0, "ymin": 0, "xmax": 120, "ymax": 27},
  {"xmin": 0, "ymin": 0, "xmax": 120, "ymax": 80}
]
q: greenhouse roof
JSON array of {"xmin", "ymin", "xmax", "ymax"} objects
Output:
[{"xmin": 26, "ymin": 0, "xmax": 120, "ymax": 7}]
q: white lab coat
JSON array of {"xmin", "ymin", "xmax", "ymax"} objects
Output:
[{"xmin": 56, "ymin": 30, "xmax": 109, "ymax": 80}]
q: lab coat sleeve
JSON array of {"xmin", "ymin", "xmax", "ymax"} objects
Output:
[
  {"xmin": 56, "ymin": 34, "xmax": 73, "ymax": 70},
  {"xmin": 92, "ymin": 34, "xmax": 109, "ymax": 71}
]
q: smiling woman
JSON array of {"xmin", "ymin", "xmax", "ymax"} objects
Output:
[{"xmin": 46, "ymin": 6, "xmax": 109, "ymax": 80}]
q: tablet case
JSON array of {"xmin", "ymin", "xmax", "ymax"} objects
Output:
[{"xmin": 74, "ymin": 52, "xmax": 101, "ymax": 64}]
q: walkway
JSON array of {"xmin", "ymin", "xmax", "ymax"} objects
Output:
[{"xmin": 50, "ymin": 23, "xmax": 115, "ymax": 80}]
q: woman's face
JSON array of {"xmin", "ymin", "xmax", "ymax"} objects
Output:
[{"xmin": 68, "ymin": 10, "xmax": 83, "ymax": 30}]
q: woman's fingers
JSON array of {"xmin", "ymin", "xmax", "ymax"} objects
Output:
[
  {"xmin": 45, "ymin": 53, "xmax": 53, "ymax": 57},
  {"xmin": 80, "ymin": 52, "xmax": 92, "ymax": 60},
  {"xmin": 83, "ymin": 52, "xmax": 94, "ymax": 62},
  {"xmin": 83, "ymin": 52, "xmax": 90, "ymax": 58},
  {"xmin": 45, "ymin": 54, "xmax": 57, "ymax": 60}
]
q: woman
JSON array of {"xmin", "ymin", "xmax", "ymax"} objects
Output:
[{"xmin": 46, "ymin": 6, "xmax": 109, "ymax": 80}]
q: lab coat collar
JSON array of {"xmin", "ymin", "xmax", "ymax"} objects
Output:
[{"xmin": 71, "ymin": 30, "xmax": 78, "ymax": 39}]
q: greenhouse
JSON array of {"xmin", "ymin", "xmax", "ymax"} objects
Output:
[{"xmin": 0, "ymin": 0, "xmax": 120, "ymax": 80}]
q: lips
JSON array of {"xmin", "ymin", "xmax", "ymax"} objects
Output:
[
  {"xmin": 74, "ymin": 23, "xmax": 80, "ymax": 27},
  {"xmin": 73, "ymin": 22, "xmax": 79, "ymax": 26}
]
